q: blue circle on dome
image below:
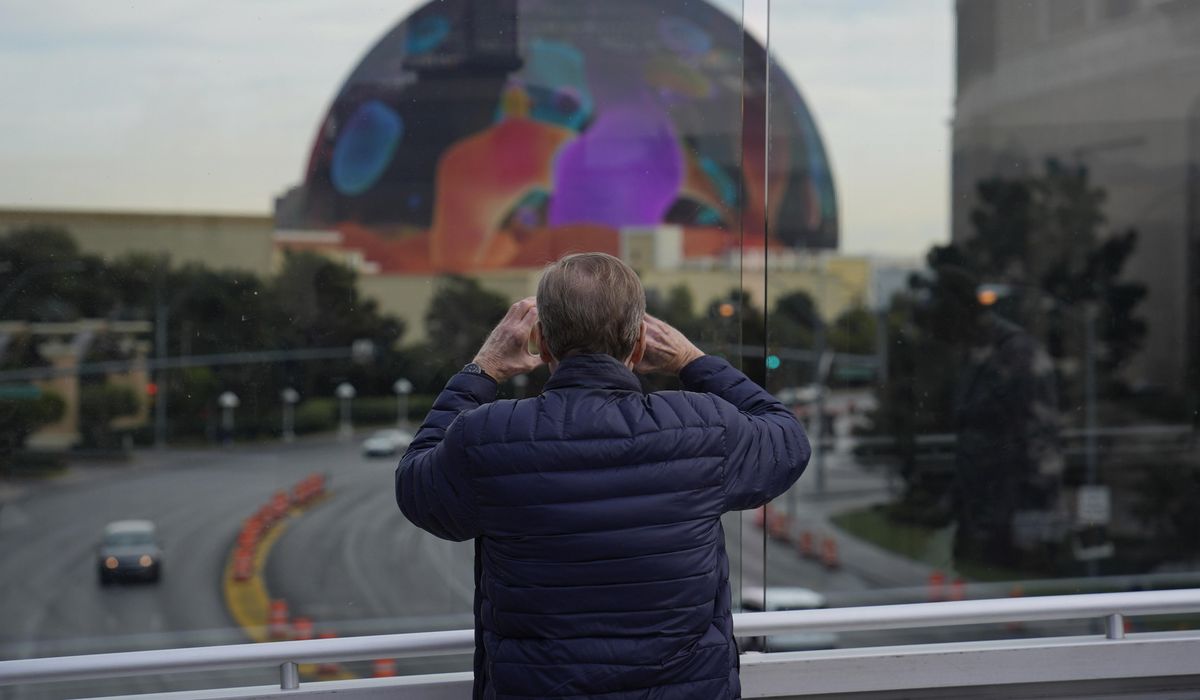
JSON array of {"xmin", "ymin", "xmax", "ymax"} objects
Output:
[
  {"xmin": 331, "ymin": 100, "xmax": 403, "ymax": 197},
  {"xmin": 407, "ymin": 15, "xmax": 450, "ymax": 55}
]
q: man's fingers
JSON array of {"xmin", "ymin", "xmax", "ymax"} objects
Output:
[
  {"xmin": 519, "ymin": 300, "xmax": 538, "ymax": 323},
  {"xmin": 506, "ymin": 296, "xmax": 536, "ymax": 320}
]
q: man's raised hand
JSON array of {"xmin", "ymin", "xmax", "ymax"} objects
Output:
[
  {"xmin": 472, "ymin": 297, "xmax": 544, "ymax": 383},
  {"xmin": 634, "ymin": 314, "xmax": 704, "ymax": 376}
]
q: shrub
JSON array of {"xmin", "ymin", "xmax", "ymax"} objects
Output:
[
  {"xmin": 0, "ymin": 392, "xmax": 66, "ymax": 454},
  {"xmin": 78, "ymin": 384, "xmax": 140, "ymax": 448},
  {"xmin": 1132, "ymin": 458, "xmax": 1200, "ymax": 561}
]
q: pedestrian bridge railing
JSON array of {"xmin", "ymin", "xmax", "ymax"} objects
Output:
[{"xmin": 2, "ymin": 589, "xmax": 1199, "ymax": 699}]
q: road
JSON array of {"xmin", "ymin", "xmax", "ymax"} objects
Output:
[
  {"xmin": 0, "ymin": 441, "xmax": 366, "ymax": 698},
  {"xmin": 0, "ymin": 413, "xmax": 1089, "ymax": 697}
]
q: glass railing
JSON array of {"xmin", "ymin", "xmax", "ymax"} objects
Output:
[{"xmin": 1, "ymin": 0, "xmax": 1198, "ymax": 697}]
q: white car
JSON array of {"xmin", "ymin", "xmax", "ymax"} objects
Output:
[
  {"xmin": 739, "ymin": 586, "xmax": 838, "ymax": 652},
  {"xmin": 362, "ymin": 429, "xmax": 414, "ymax": 457}
]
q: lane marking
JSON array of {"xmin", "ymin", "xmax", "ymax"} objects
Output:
[
  {"xmin": 221, "ymin": 516, "xmax": 290, "ymax": 644},
  {"xmin": 220, "ymin": 494, "xmax": 357, "ymax": 682}
]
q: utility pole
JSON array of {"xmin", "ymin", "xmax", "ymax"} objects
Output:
[
  {"xmin": 1084, "ymin": 302, "xmax": 1100, "ymax": 578},
  {"xmin": 154, "ymin": 256, "xmax": 169, "ymax": 449}
]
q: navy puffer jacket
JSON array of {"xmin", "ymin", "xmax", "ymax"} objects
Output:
[{"xmin": 397, "ymin": 354, "xmax": 810, "ymax": 699}]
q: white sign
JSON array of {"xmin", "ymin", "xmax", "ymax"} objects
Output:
[
  {"xmin": 1076, "ymin": 485, "xmax": 1111, "ymax": 526},
  {"xmin": 1073, "ymin": 541, "xmax": 1115, "ymax": 562}
]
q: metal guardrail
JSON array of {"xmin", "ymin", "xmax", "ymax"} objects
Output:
[
  {"xmin": 1, "ymin": 590, "xmax": 1198, "ymax": 692},
  {"xmin": 845, "ymin": 425, "xmax": 1196, "ymax": 459}
]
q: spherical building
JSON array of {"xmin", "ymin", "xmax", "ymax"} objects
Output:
[{"xmin": 280, "ymin": 0, "xmax": 837, "ymax": 273}]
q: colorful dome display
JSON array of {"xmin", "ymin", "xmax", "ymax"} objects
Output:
[{"xmin": 287, "ymin": 0, "xmax": 837, "ymax": 273}]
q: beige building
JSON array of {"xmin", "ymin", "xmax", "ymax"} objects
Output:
[
  {"xmin": 361, "ymin": 262, "xmax": 869, "ymax": 345},
  {"xmin": 1, "ymin": 209, "xmax": 873, "ymax": 347},
  {"xmin": 0, "ymin": 320, "xmax": 152, "ymax": 449},
  {"xmin": 0, "ymin": 208, "xmax": 274, "ymax": 275}
]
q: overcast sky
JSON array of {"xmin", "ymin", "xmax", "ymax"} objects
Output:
[{"xmin": 0, "ymin": 0, "xmax": 952, "ymax": 257}]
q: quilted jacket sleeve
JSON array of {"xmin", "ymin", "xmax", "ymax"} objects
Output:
[
  {"xmin": 680, "ymin": 355, "xmax": 811, "ymax": 511},
  {"xmin": 395, "ymin": 372, "xmax": 495, "ymax": 541}
]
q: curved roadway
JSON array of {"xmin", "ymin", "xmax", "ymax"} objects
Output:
[{"xmin": 0, "ymin": 432, "xmax": 881, "ymax": 698}]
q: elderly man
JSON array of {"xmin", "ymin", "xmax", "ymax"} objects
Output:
[{"xmin": 397, "ymin": 252, "xmax": 810, "ymax": 699}]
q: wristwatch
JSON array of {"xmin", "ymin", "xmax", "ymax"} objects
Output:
[{"xmin": 461, "ymin": 362, "xmax": 494, "ymax": 381}]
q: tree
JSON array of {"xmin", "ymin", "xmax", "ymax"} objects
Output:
[
  {"xmin": 78, "ymin": 384, "xmax": 140, "ymax": 448},
  {"xmin": 0, "ymin": 393, "xmax": 66, "ymax": 457},
  {"xmin": 270, "ymin": 251, "xmax": 406, "ymax": 399},
  {"xmin": 273, "ymin": 251, "xmax": 405, "ymax": 353},
  {"xmin": 0, "ymin": 227, "xmax": 111, "ymax": 321},
  {"xmin": 1132, "ymin": 458, "xmax": 1200, "ymax": 561},
  {"xmin": 772, "ymin": 290, "xmax": 819, "ymax": 352},
  {"xmin": 964, "ymin": 159, "xmax": 1147, "ymax": 394},
  {"xmin": 420, "ymin": 276, "xmax": 511, "ymax": 390},
  {"xmin": 646, "ymin": 285, "xmax": 701, "ymax": 339},
  {"xmin": 828, "ymin": 306, "xmax": 876, "ymax": 355},
  {"xmin": 703, "ymin": 289, "xmax": 766, "ymax": 386}
]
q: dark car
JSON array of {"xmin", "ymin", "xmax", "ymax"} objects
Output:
[{"xmin": 97, "ymin": 520, "xmax": 163, "ymax": 584}]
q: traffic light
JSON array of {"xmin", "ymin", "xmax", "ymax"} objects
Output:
[{"xmin": 765, "ymin": 354, "xmax": 781, "ymax": 370}]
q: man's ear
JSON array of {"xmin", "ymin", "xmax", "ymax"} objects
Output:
[
  {"xmin": 533, "ymin": 322, "xmax": 555, "ymax": 364},
  {"xmin": 628, "ymin": 320, "xmax": 647, "ymax": 367}
]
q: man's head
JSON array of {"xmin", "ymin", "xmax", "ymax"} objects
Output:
[{"xmin": 535, "ymin": 253, "xmax": 646, "ymax": 366}]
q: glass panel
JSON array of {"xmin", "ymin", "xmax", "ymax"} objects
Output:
[
  {"xmin": 758, "ymin": 0, "xmax": 1200, "ymax": 652},
  {"xmin": 5, "ymin": 0, "xmax": 1200, "ymax": 694},
  {"xmin": 0, "ymin": 0, "xmax": 755, "ymax": 695}
]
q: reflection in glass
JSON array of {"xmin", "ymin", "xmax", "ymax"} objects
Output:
[{"xmin": 1, "ymin": 1, "xmax": 1198, "ymax": 696}]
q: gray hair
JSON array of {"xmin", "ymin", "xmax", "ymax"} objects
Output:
[{"xmin": 536, "ymin": 253, "xmax": 645, "ymax": 361}]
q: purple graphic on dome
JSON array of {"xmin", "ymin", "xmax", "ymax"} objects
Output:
[
  {"xmin": 331, "ymin": 100, "xmax": 403, "ymax": 196},
  {"xmin": 548, "ymin": 100, "xmax": 683, "ymax": 228}
]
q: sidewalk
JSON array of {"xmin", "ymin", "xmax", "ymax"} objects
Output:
[{"xmin": 780, "ymin": 429, "xmax": 951, "ymax": 591}]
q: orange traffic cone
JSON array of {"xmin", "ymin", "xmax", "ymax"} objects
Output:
[
  {"xmin": 232, "ymin": 548, "xmax": 254, "ymax": 582},
  {"xmin": 292, "ymin": 616, "xmax": 314, "ymax": 642},
  {"xmin": 767, "ymin": 511, "xmax": 792, "ymax": 542},
  {"xmin": 927, "ymin": 570, "xmax": 946, "ymax": 602},
  {"xmin": 372, "ymin": 659, "xmax": 396, "ymax": 678},
  {"xmin": 317, "ymin": 632, "xmax": 340, "ymax": 677},
  {"xmin": 268, "ymin": 600, "xmax": 290, "ymax": 640},
  {"xmin": 796, "ymin": 530, "xmax": 814, "ymax": 558},
  {"xmin": 820, "ymin": 537, "xmax": 840, "ymax": 569},
  {"xmin": 1006, "ymin": 584, "xmax": 1025, "ymax": 632}
]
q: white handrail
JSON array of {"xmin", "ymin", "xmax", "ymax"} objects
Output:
[
  {"xmin": 733, "ymin": 589, "xmax": 1200, "ymax": 635},
  {"xmin": 1, "ymin": 589, "xmax": 1198, "ymax": 688}
]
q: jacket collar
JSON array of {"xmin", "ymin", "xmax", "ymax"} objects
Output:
[{"xmin": 542, "ymin": 353, "xmax": 643, "ymax": 393}]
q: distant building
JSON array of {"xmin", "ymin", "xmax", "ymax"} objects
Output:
[
  {"xmin": 953, "ymin": 0, "xmax": 1200, "ymax": 389},
  {"xmin": 0, "ymin": 208, "xmax": 273, "ymax": 275},
  {"xmin": 0, "ymin": 320, "xmax": 153, "ymax": 449}
]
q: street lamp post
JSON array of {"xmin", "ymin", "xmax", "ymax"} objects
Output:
[
  {"xmin": 393, "ymin": 378, "xmax": 413, "ymax": 427},
  {"xmin": 218, "ymin": 391, "xmax": 239, "ymax": 445},
  {"xmin": 336, "ymin": 382, "xmax": 356, "ymax": 440},
  {"xmin": 280, "ymin": 388, "xmax": 300, "ymax": 443}
]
